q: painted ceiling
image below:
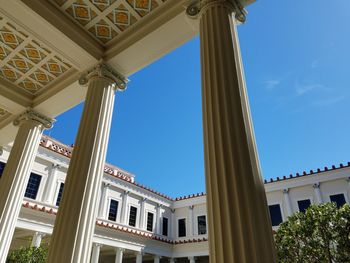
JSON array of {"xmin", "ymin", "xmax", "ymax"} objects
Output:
[
  {"xmin": 0, "ymin": 16, "xmax": 73, "ymax": 95},
  {"xmin": 52, "ymin": 0, "xmax": 168, "ymax": 44}
]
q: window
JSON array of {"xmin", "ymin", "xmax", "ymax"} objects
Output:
[
  {"xmin": 0, "ymin": 162, "xmax": 5, "ymax": 178},
  {"xmin": 268, "ymin": 204, "xmax": 283, "ymax": 226},
  {"xmin": 146, "ymin": 212, "xmax": 154, "ymax": 231},
  {"xmin": 55, "ymin": 183, "xmax": 64, "ymax": 206},
  {"xmin": 129, "ymin": 206, "xmax": 137, "ymax": 227},
  {"xmin": 24, "ymin": 173, "xmax": 42, "ymax": 200},
  {"xmin": 197, "ymin": 215, "xmax": 207, "ymax": 235},
  {"xmin": 162, "ymin": 217, "xmax": 168, "ymax": 236},
  {"xmin": 297, "ymin": 199, "xmax": 311, "ymax": 213},
  {"xmin": 108, "ymin": 199, "xmax": 119, "ymax": 221},
  {"xmin": 330, "ymin": 194, "xmax": 346, "ymax": 208},
  {"xmin": 178, "ymin": 218, "xmax": 186, "ymax": 237}
]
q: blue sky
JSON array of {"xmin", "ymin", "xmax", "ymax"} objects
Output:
[{"xmin": 45, "ymin": 0, "xmax": 350, "ymax": 198}]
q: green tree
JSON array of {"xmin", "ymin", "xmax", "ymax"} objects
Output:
[
  {"xmin": 275, "ymin": 203, "xmax": 350, "ymax": 263},
  {"xmin": 7, "ymin": 246, "xmax": 47, "ymax": 263}
]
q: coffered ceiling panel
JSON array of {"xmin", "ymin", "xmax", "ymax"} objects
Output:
[
  {"xmin": 0, "ymin": 15, "xmax": 74, "ymax": 95},
  {"xmin": 52, "ymin": 0, "xmax": 168, "ymax": 45}
]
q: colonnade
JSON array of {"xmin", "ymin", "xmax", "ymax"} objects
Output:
[{"xmin": 0, "ymin": 1, "xmax": 276, "ymax": 262}]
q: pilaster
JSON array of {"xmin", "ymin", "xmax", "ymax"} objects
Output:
[
  {"xmin": 313, "ymin": 183, "xmax": 323, "ymax": 204},
  {"xmin": 98, "ymin": 182, "xmax": 110, "ymax": 218},
  {"xmin": 121, "ymin": 190, "xmax": 129, "ymax": 225},
  {"xmin": 139, "ymin": 197, "xmax": 147, "ymax": 229},
  {"xmin": 283, "ymin": 188, "xmax": 293, "ymax": 217},
  {"xmin": 42, "ymin": 164, "xmax": 61, "ymax": 204}
]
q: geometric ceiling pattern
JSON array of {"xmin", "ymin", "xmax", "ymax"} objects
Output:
[
  {"xmin": 52, "ymin": 0, "xmax": 167, "ymax": 44},
  {"xmin": 0, "ymin": 106, "xmax": 10, "ymax": 123},
  {"xmin": 0, "ymin": 16, "xmax": 73, "ymax": 95}
]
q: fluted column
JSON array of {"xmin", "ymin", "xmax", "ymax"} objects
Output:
[
  {"xmin": 120, "ymin": 190, "xmax": 129, "ymax": 224},
  {"xmin": 313, "ymin": 183, "xmax": 323, "ymax": 204},
  {"xmin": 98, "ymin": 182, "xmax": 110, "ymax": 219},
  {"xmin": 31, "ymin": 232, "xmax": 45, "ymax": 248},
  {"xmin": 47, "ymin": 63, "xmax": 127, "ymax": 263},
  {"xmin": 283, "ymin": 189, "xmax": 293, "ymax": 217},
  {"xmin": 115, "ymin": 247, "xmax": 124, "ymax": 263},
  {"xmin": 0, "ymin": 109, "xmax": 53, "ymax": 263},
  {"xmin": 188, "ymin": 205, "xmax": 194, "ymax": 236},
  {"xmin": 155, "ymin": 204, "xmax": 162, "ymax": 234},
  {"xmin": 91, "ymin": 243, "xmax": 102, "ymax": 263},
  {"xmin": 42, "ymin": 164, "xmax": 60, "ymax": 204},
  {"xmin": 187, "ymin": 0, "xmax": 277, "ymax": 262},
  {"xmin": 139, "ymin": 198, "xmax": 147, "ymax": 229}
]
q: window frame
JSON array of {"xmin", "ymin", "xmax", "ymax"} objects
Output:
[
  {"xmin": 296, "ymin": 197, "xmax": 312, "ymax": 213},
  {"xmin": 24, "ymin": 173, "xmax": 42, "ymax": 200},
  {"xmin": 108, "ymin": 199, "xmax": 119, "ymax": 222},
  {"xmin": 329, "ymin": 193, "xmax": 347, "ymax": 208},
  {"xmin": 128, "ymin": 205, "xmax": 138, "ymax": 227},
  {"xmin": 268, "ymin": 203, "xmax": 284, "ymax": 227},
  {"xmin": 197, "ymin": 215, "xmax": 207, "ymax": 235},
  {"xmin": 162, "ymin": 217, "xmax": 168, "ymax": 236},
  {"xmin": 146, "ymin": 212, "xmax": 154, "ymax": 232},
  {"xmin": 178, "ymin": 218, "xmax": 187, "ymax": 238}
]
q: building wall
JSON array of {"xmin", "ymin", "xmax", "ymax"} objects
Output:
[{"xmin": 0, "ymin": 137, "xmax": 349, "ymax": 261}]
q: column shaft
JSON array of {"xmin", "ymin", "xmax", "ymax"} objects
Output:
[
  {"xmin": 31, "ymin": 232, "xmax": 43, "ymax": 248},
  {"xmin": 155, "ymin": 205, "xmax": 161, "ymax": 234},
  {"xmin": 47, "ymin": 72, "xmax": 119, "ymax": 262},
  {"xmin": 42, "ymin": 164, "xmax": 60, "ymax": 204},
  {"xmin": 136, "ymin": 253, "xmax": 142, "ymax": 263},
  {"xmin": 98, "ymin": 183, "xmax": 109, "ymax": 219},
  {"xmin": 0, "ymin": 110, "xmax": 52, "ymax": 263},
  {"xmin": 188, "ymin": 256, "xmax": 195, "ymax": 263},
  {"xmin": 283, "ymin": 189, "xmax": 293, "ymax": 217},
  {"xmin": 188, "ymin": 206, "xmax": 194, "ymax": 236},
  {"xmin": 139, "ymin": 198, "xmax": 146, "ymax": 229},
  {"xmin": 171, "ymin": 209, "xmax": 176, "ymax": 238},
  {"xmin": 313, "ymin": 183, "xmax": 323, "ymax": 204},
  {"xmin": 199, "ymin": 2, "xmax": 276, "ymax": 262},
  {"xmin": 120, "ymin": 191, "xmax": 129, "ymax": 224},
  {"xmin": 154, "ymin": 255, "xmax": 160, "ymax": 263},
  {"xmin": 115, "ymin": 248, "xmax": 124, "ymax": 263},
  {"xmin": 91, "ymin": 244, "xmax": 101, "ymax": 263}
]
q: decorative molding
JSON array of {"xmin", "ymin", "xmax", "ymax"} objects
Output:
[
  {"xmin": 102, "ymin": 182, "xmax": 111, "ymax": 188},
  {"xmin": 186, "ymin": 0, "xmax": 246, "ymax": 23},
  {"xmin": 52, "ymin": 163, "xmax": 61, "ymax": 170},
  {"xmin": 13, "ymin": 108, "xmax": 54, "ymax": 129},
  {"xmin": 78, "ymin": 63, "xmax": 128, "ymax": 91}
]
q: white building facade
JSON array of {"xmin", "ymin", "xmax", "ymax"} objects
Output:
[{"xmin": 1, "ymin": 135, "xmax": 349, "ymax": 263}]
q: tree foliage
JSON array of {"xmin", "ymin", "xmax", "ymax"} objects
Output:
[
  {"xmin": 7, "ymin": 246, "xmax": 47, "ymax": 263},
  {"xmin": 275, "ymin": 203, "xmax": 350, "ymax": 263}
]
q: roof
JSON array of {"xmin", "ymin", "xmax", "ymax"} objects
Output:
[{"xmin": 39, "ymin": 135, "xmax": 350, "ymax": 201}]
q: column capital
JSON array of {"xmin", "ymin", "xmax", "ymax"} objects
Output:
[
  {"xmin": 141, "ymin": 197, "xmax": 147, "ymax": 202},
  {"xmin": 79, "ymin": 63, "xmax": 128, "ymax": 91},
  {"xmin": 115, "ymin": 247, "xmax": 125, "ymax": 252},
  {"xmin": 282, "ymin": 188, "xmax": 289, "ymax": 194},
  {"xmin": 189, "ymin": 205, "xmax": 194, "ymax": 210},
  {"xmin": 93, "ymin": 242, "xmax": 103, "ymax": 248},
  {"xmin": 313, "ymin": 182, "xmax": 321, "ymax": 189},
  {"xmin": 186, "ymin": 0, "xmax": 246, "ymax": 23},
  {"xmin": 171, "ymin": 208, "xmax": 176, "ymax": 213},
  {"xmin": 346, "ymin": 177, "xmax": 350, "ymax": 183},
  {"xmin": 52, "ymin": 163, "xmax": 61, "ymax": 170},
  {"xmin": 123, "ymin": 190, "xmax": 129, "ymax": 196},
  {"xmin": 102, "ymin": 182, "xmax": 111, "ymax": 188},
  {"xmin": 13, "ymin": 108, "xmax": 55, "ymax": 129}
]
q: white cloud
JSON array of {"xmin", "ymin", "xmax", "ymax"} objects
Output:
[
  {"xmin": 263, "ymin": 80, "xmax": 280, "ymax": 90},
  {"xmin": 313, "ymin": 96, "xmax": 345, "ymax": 107},
  {"xmin": 296, "ymin": 83, "xmax": 325, "ymax": 96}
]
